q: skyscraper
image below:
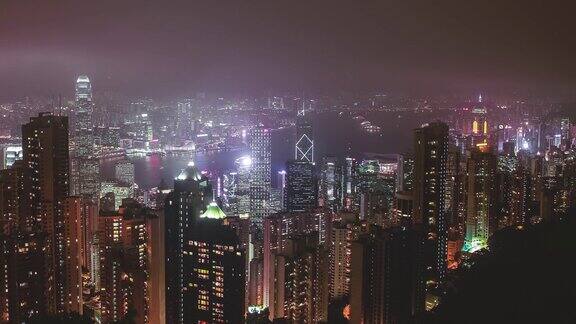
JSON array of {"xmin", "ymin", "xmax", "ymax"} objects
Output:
[
  {"xmin": 285, "ymin": 160, "xmax": 316, "ymax": 212},
  {"xmin": 98, "ymin": 200, "xmax": 156, "ymax": 324},
  {"xmin": 349, "ymin": 226, "xmax": 426, "ymax": 324},
  {"xmin": 295, "ymin": 109, "xmax": 314, "ymax": 163},
  {"xmin": 463, "ymin": 147, "xmax": 496, "ymax": 253},
  {"xmin": 249, "ymin": 126, "xmax": 271, "ymax": 227},
  {"xmin": 183, "ymin": 203, "xmax": 245, "ymax": 323},
  {"xmin": 164, "ymin": 162, "xmax": 212, "ymax": 324},
  {"xmin": 413, "ymin": 121, "xmax": 449, "ymax": 284},
  {"xmin": 22, "ymin": 112, "xmax": 73, "ymax": 314},
  {"xmin": 74, "ymin": 75, "xmax": 94, "ymax": 156},
  {"xmin": 115, "ymin": 159, "xmax": 135, "ymax": 185},
  {"xmin": 319, "ymin": 156, "xmax": 341, "ymax": 211}
]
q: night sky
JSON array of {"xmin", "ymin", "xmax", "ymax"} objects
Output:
[{"xmin": 1, "ymin": 0, "xmax": 575, "ymax": 99}]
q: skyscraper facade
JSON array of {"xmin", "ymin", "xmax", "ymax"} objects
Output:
[
  {"xmin": 285, "ymin": 160, "xmax": 316, "ymax": 213},
  {"xmin": 164, "ymin": 162, "xmax": 212, "ymax": 324},
  {"xmin": 183, "ymin": 205, "xmax": 245, "ymax": 323},
  {"xmin": 22, "ymin": 113, "xmax": 73, "ymax": 314},
  {"xmin": 413, "ymin": 121, "xmax": 449, "ymax": 284},
  {"xmin": 295, "ymin": 110, "xmax": 314, "ymax": 163},
  {"xmin": 249, "ymin": 126, "xmax": 271, "ymax": 227},
  {"xmin": 464, "ymin": 147, "xmax": 496, "ymax": 253}
]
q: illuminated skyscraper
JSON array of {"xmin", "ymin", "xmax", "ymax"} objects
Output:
[
  {"xmin": 98, "ymin": 200, "xmax": 157, "ymax": 324},
  {"xmin": 249, "ymin": 126, "xmax": 271, "ymax": 227},
  {"xmin": 164, "ymin": 162, "xmax": 212, "ymax": 324},
  {"xmin": 295, "ymin": 109, "xmax": 314, "ymax": 163},
  {"xmin": 319, "ymin": 156, "xmax": 341, "ymax": 211},
  {"xmin": 115, "ymin": 159, "xmax": 135, "ymax": 185},
  {"xmin": 413, "ymin": 122, "xmax": 449, "ymax": 284},
  {"xmin": 285, "ymin": 160, "xmax": 315, "ymax": 212},
  {"xmin": 183, "ymin": 204, "xmax": 245, "ymax": 323},
  {"xmin": 22, "ymin": 113, "xmax": 72, "ymax": 314},
  {"xmin": 74, "ymin": 75, "xmax": 94, "ymax": 155},
  {"xmin": 463, "ymin": 147, "xmax": 496, "ymax": 253}
]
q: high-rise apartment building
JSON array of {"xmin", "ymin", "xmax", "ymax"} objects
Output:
[
  {"xmin": 349, "ymin": 226, "xmax": 426, "ymax": 324},
  {"xmin": 464, "ymin": 147, "xmax": 496, "ymax": 253},
  {"xmin": 22, "ymin": 113, "xmax": 72, "ymax": 314},
  {"xmin": 413, "ymin": 121, "xmax": 449, "ymax": 284}
]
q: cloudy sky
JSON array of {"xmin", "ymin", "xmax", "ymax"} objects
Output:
[{"xmin": 1, "ymin": 0, "xmax": 575, "ymax": 99}]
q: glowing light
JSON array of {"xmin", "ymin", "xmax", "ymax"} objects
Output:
[
  {"xmin": 472, "ymin": 120, "xmax": 479, "ymax": 134},
  {"xmin": 462, "ymin": 237, "xmax": 488, "ymax": 253},
  {"xmin": 236, "ymin": 155, "xmax": 252, "ymax": 167}
]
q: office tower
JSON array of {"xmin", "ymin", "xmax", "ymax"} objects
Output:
[
  {"xmin": 463, "ymin": 147, "xmax": 496, "ymax": 253},
  {"xmin": 413, "ymin": 121, "xmax": 449, "ymax": 284},
  {"xmin": 510, "ymin": 164, "xmax": 532, "ymax": 227},
  {"xmin": 98, "ymin": 200, "xmax": 156, "ymax": 324},
  {"xmin": 100, "ymin": 180, "xmax": 133, "ymax": 210},
  {"xmin": 71, "ymin": 157, "xmax": 101, "ymax": 197},
  {"xmin": 74, "ymin": 75, "xmax": 94, "ymax": 156},
  {"xmin": 0, "ymin": 145, "xmax": 22, "ymax": 169},
  {"xmin": 183, "ymin": 204, "xmax": 245, "ymax": 323},
  {"xmin": 285, "ymin": 160, "xmax": 315, "ymax": 212},
  {"xmin": 164, "ymin": 162, "xmax": 212, "ymax": 324},
  {"xmin": 393, "ymin": 191, "xmax": 414, "ymax": 221},
  {"xmin": 295, "ymin": 109, "xmax": 314, "ymax": 163},
  {"xmin": 22, "ymin": 113, "xmax": 71, "ymax": 314},
  {"xmin": 349, "ymin": 226, "xmax": 426, "ymax": 324},
  {"xmin": 277, "ymin": 170, "xmax": 287, "ymax": 211},
  {"xmin": 319, "ymin": 156, "xmax": 341, "ymax": 211},
  {"xmin": 233, "ymin": 156, "xmax": 252, "ymax": 218},
  {"xmin": 115, "ymin": 160, "xmax": 135, "ymax": 185},
  {"xmin": 402, "ymin": 156, "xmax": 415, "ymax": 192},
  {"xmin": 262, "ymin": 209, "xmax": 332, "ymax": 317},
  {"xmin": 342, "ymin": 157, "xmax": 357, "ymax": 210},
  {"xmin": 249, "ymin": 126, "xmax": 271, "ymax": 227}
]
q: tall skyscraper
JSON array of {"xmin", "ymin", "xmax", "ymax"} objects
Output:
[
  {"xmin": 183, "ymin": 203, "xmax": 245, "ymax": 323},
  {"xmin": 285, "ymin": 160, "xmax": 316, "ymax": 212},
  {"xmin": 413, "ymin": 121, "xmax": 449, "ymax": 284},
  {"xmin": 22, "ymin": 113, "xmax": 73, "ymax": 314},
  {"xmin": 164, "ymin": 162, "xmax": 212, "ymax": 324},
  {"xmin": 319, "ymin": 156, "xmax": 341, "ymax": 211},
  {"xmin": 72, "ymin": 76, "xmax": 100, "ymax": 201},
  {"xmin": 349, "ymin": 226, "xmax": 426, "ymax": 324},
  {"xmin": 270, "ymin": 234, "xmax": 329, "ymax": 323},
  {"xmin": 249, "ymin": 126, "xmax": 271, "ymax": 227},
  {"xmin": 115, "ymin": 159, "xmax": 135, "ymax": 185},
  {"xmin": 463, "ymin": 147, "xmax": 496, "ymax": 253},
  {"xmin": 263, "ymin": 209, "xmax": 332, "ymax": 317},
  {"xmin": 74, "ymin": 75, "xmax": 94, "ymax": 156},
  {"xmin": 295, "ymin": 109, "xmax": 314, "ymax": 163},
  {"xmin": 98, "ymin": 200, "xmax": 156, "ymax": 324}
]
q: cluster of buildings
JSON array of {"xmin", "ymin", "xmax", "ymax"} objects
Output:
[{"xmin": 0, "ymin": 78, "xmax": 575, "ymax": 324}]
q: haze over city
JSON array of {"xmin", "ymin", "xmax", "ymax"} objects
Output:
[{"xmin": 1, "ymin": 1, "xmax": 575, "ymax": 324}]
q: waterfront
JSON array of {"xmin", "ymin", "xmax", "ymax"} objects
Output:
[{"xmin": 101, "ymin": 111, "xmax": 434, "ymax": 189}]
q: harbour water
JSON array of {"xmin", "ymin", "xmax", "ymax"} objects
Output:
[{"xmin": 100, "ymin": 111, "xmax": 433, "ymax": 189}]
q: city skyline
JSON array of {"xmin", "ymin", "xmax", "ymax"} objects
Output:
[{"xmin": 1, "ymin": 2, "xmax": 575, "ymax": 323}]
